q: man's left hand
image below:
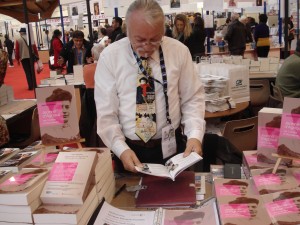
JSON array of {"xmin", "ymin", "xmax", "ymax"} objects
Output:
[{"xmin": 183, "ymin": 138, "xmax": 202, "ymax": 157}]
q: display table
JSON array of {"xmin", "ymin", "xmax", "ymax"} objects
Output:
[{"xmin": 205, "ymin": 101, "xmax": 249, "ymax": 119}]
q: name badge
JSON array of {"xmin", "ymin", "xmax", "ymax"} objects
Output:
[{"xmin": 162, "ymin": 124, "xmax": 177, "ymax": 159}]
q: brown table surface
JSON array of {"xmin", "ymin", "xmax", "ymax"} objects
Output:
[
  {"xmin": 205, "ymin": 101, "xmax": 249, "ymax": 119},
  {"xmin": 111, "ymin": 173, "xmax": 212, "ymax": 210}
]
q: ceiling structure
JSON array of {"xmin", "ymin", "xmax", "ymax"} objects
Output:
[{"xmin": 0, "ymin": 0, "xmax": 59, "ymax": 23}]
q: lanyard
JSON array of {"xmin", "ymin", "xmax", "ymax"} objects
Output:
[{"xmin": 132, "ymin": 46, "xmax": 171, "ymax": 124}]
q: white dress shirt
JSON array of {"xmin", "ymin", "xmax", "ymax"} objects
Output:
[{"xmin": 94, "ymin": 37, "xmax": 206, "ymax": 158}]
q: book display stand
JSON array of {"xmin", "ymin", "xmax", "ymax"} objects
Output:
[{"xmin": 271, "ymin": 153, "xmax": 298, "ymax": 174}]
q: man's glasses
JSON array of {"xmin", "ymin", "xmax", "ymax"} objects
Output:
[{"xmin": 132, "ymin": 37, "xmax": 163, "ymax": 47}]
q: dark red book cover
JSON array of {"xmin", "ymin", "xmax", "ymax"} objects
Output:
[{"xmin": 135, "ymin": 171, "xmax": 196, "ymax": 208}]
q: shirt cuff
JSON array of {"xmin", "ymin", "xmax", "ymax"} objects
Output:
[
  {"xmin": 186, "ymin": 129, "xmax": 205, "ymax": 144},
  {"xmin": 112, "ymin": 140, "xmax": 130, "ymax": 159}
]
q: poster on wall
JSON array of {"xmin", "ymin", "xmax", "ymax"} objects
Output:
[
  {"xmin": 204, "ymin": 0, "xmax": 223, "ymax": 12},
  {"xmin": 224, "ymin": 0, "xmax": 256, "ymax": 9},
  {"xmin": 69, "ymin": 2, "xmax": 87, "ymax": 18},
  {"xmin": 170, "ymin": 0, "xmax": 180, "ymax": 8},
  {"xmin": 94, "ymin": 2, "xmax": 100, "ymax": 15}
]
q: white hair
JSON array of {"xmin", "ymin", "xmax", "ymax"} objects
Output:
[{"xmin": 92, "ymin": 44, "xmax": 104, "ymax": 61}]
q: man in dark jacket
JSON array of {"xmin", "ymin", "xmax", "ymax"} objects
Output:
[
  {"xmin": 224, "ymin": 13, "xmax": 247, "ymax": 56},
  {"xmin": 4, "ymin": 35, "xmax": 14, "ymax": 67},
  {"xmin": 108, "ymin": 17, "xmax": 123, "ymax": 44},
  {"xmin": 58, "ymin": 30, "xmax": 93, "ymax": 74}
]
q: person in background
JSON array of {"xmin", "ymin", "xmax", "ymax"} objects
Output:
[
  {"xmin": 186, "ymin": 16, "xmax": 206, "ymax": 60},
  {"xmin": 3, "ymin": 34, "xmax": 14, "ymax": 67},
  {"xmin": 97, "ymin": 27, "xmax": 109, "ymax": 47},
  {"xmin": 15, "ymin": 27, "xmax": 39, "ymax": 90},
  {"xmin": 115, "ymin": 22, "xmax": 127, "ymax": 41},
  {"xmin": 172, "ymin": 14, "xmax": 192, "ymax": 45},
  {"xmin": 254, "ymin": 14, "xmax": 270, "ymax": 57},
  {"xmin": 49, "ymin": 29, "xmax": 63, "ymax": 71},
  {"xmin": 275, "ymin": 40, "xmax": 300, "ymax": 98},
  {"xmin": 224, "ymin": 13, "xmax": 247, "ymax": 56},
  {"xmin": 108, "ymin": 17, "xmax": 123, "ymax": 44},
  {"xmin": 80, "ymin": 44, "xmax": 105, "ymax": 147},
  {"xmin": 95, "ymin": 0, "xmax": 205, "ymax": 172},
  {"xmin": 58, "ymin": 30, "xmax": 93, "ymax": 74},
  {"xmin": 240, "ymin": 15, "xmax": 253, "ymax": 43},
  {"xmin": 165, "ymin": 22, "xmax": 173, "ymax": 38}
]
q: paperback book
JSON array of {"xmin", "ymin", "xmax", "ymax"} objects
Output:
[
  {"xmin": 0, "ymin": 169, "xmax": 48, "ymax": 205},
  {"xmin": 252, "ymin": 168, "xmax": 299, "ymax": 195},
  {"xmin": 277, "ymin": 97, "xmax": 300, "ymax": 158},
  {"xmin": 33, "ymin": 185, "xmax": 97, "ymax": 225},
  {"xmin": 23, "ymin": 151, "xmax": 59, "ymax": 169},
  {"xmin": 0, "ymin": 148, "xmax": 20, "ymax": 164},
  {"xmin": 257, "ymin": 108, "xmax": 287, "ymax": 164},
  {"xmin": 93, "ymin": 200, "xmax": 220, "ymax": 225},
  {"xmin": 214, "ymin": 178, "xmax": 257, "ymax": 197},
  {"xmin": 0, "ymin": 170, "xmax": 12, "ymax": 184},
  {"xmin": 40, "ymin": 151, "xmax": 97, "ymax": 205},
  {"xmin": 36, "ymin": 86, "xmax": 80, "ymax": 146},
  {"xmin": 262, "ymin": 188, "xmax": 300, "ymax": 225},
  {"xmin": 216, "ymin": 194, "xmax": 273, "ymax": 225},
  {"xmin": 135, "ymin": 152, "xmax": 202, "ymax": 181},
  {"xmin": 0, "ymin": 150, "xmax": 40, "ymax": 172}
]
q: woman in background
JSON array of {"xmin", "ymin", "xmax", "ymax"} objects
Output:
[
  {"xmin": 172, "ymin": 14, "xmax": 192, "ymax": 45},
  {"xmin": 49, "ymin": 29, "xmax": 63, "ymax": 71},
  {"xmin": 254, "ymin": 14, "xmax": 270, "ymax": 57}
]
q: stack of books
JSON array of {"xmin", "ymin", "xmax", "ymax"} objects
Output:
[
  {"xmin": 0, "ymin": 169, "xmax": 48, "ymax": 224},
  {"xmin": 32, "ymin": 148, "xmax": 114, "ymax": 225}
]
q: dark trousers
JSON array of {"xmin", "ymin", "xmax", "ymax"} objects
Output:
[
  {"xmin": 21, "ymin": 58, "xmax": 36, "ymax": 90},
  {"xmin": 8, "ymin": 51, "xmax": 13, "ymax": 66},
  {"xmin": 256, "ymin": 46, "xmax": 270, "ymax": 58},
  {"xmin": 114, "ymin": 128, "xmax": 186, "ymax": 172},
  {"xmin": 230, "ymin": 49, "xmax": 245, "ymax": 56}
]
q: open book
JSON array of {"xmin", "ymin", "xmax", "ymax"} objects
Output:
[
  {"xmin": 135, "ymin": 152, "xmax": 202, "ymax": 181},
  {"xmin": 93, "ymin": 200, "xmax": 219, "ymax": 225}
]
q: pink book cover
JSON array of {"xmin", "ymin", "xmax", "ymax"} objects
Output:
[
  {"xmin": 277, "ymin": 97, "xmax": 300, "ymax": 159},
  {"xmin": 214, "ymin": 178, "xmax": 256, "ymax": 198},
  {"xmin": 0, "ymin": 169, "xmax": 48, "ymax": 192},
  {"xmin": 40, "ymin": 151, "xmax": 97, "ymax": 205},
  {"xmin": 257, "ymin": 108, "xmax": 290, "ymax": 165},
  {"xmin": 24, "ymin": 151, "xmax": 59, "ymax": 169},
  {"xmin": 36, "ymin": 86, "xmax": 80, "ymax": 146},
  {"xmin": 252, "ymin": 168, "xmax": 299, "ymax": 195},
  {"xmin": 217, "ymin": 194, "xmax": 272, "ymax": 225},
  {"xmin": 262, "ymin": 188, "xmax": 300, "ymax": 225}
]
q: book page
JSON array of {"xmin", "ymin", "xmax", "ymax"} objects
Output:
[
  {"xmin": 135, "ymin": 164, "xmax": 170, "ymax": 179},
  {"xmin": 168, "ymin": 152, "xmax": 202, "ymax": 179},
  {"xmin": 94, "ymin": 201, "xmax": 156, "ymax": 225}
]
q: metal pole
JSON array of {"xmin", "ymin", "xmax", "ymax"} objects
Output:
[
  {"xmin": 284, "ymin": 0, "xmax": 289, "ymax": 58},
  {"xmin": 263, "ymin": 1, "xmax": 266, "ymax": 14},
  {"xmin": 22, "ymin": 0, "xmax": 37, "ymax": 95},
  {"xmin": 35, "ymin": 22, "xmax": 40, "ymax": 50},
  {"xmin": 278, "ymin": 0, "xmax": 282, "ymax": 45},
  {"xmin": 114, "ymin": 8, "xmax": 118, "ymax": 17},
  {"xmin": 59, "ymin": 0, "xmax": 65, "ymax": 45},
  {"xmin": 86, "ymin": 0, "xmax": 93, "ymax": 43},
  {"xmin": 297, "ymin": 0, "xmax": 299, "ymax": 40},
  {"xmin": 206, "ymin": 11, "xmax": 210, "ymax": 54}
]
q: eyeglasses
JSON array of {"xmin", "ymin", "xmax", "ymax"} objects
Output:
[{"xmin": 132, "ymin": 37, "xmax": 163, "ymax": 47}]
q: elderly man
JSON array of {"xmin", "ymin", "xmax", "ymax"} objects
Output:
[
  {"xmin": 224, "ymin": 13, "xmax": 247, "ymax": 56},
  {"xmin": 95, "ymin": 0, "xmax": 205, "ymax": 172},
  {"xmin": 276, "ymin": 40, "xmax": 300, "ymax": 98}
]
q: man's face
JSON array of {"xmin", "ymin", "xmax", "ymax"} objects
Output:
[
  {"xmin": 128, "ymin": 10, "xmax": 164, "ymax": 58},
  {"xmin": 73, "ymin": 37, "xmax": 84, "ymax": 49},
  {"xmin": 112, "ymin": 19, "xmax": 119, "ymax": 29},
  {"xmin": 248, "ymin": 203, "xmax": 258, "ymax": 218}
]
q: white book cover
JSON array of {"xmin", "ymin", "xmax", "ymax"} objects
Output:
[
  {"xmin": 0, "ymin": 211, "xmax": 33, "ymax": 223},
  {"xmin": 40, "ymin": 151, "xmax": 97, "ymax": 205},
  {"xmin": 0, "ymin": 169, "xmax": 48, "ymax": 206},
  {"xmin": 277, "ymin": 97, "xmax": 300, "ymax": 158},
  {"xmin": 36, "ymin": 86, "xmax": 80, "ymax": 146},
  {"xmin": 33, "ymin": 185, "xmax": 97, "ymax": 224}
]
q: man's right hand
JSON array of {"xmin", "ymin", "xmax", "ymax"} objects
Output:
[{"xmin": 120, "ymin": 149, "xmax": 142, "ymax": 172}]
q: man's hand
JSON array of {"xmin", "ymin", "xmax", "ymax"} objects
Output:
[
  {"xmin": 120, "ymin": 149, "xmax": 143, "ymax": 172},
  {"xmin": 183, "ymin": 138, "xmax": 202, "ymax": 157}
]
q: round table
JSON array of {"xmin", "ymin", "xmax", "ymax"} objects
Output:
[{"xmin": 205, "ymin": 101, "xmax": 250, "ymax": 119}]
